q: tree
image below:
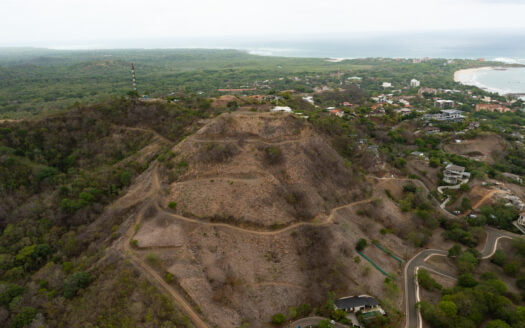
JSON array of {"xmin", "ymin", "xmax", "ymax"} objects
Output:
[
  {"xmin": 63, "ymin": 271, "xmax": 92, "ymax": 299},
  {"xmin": 271, "ymin": 313, "xmax": 286, "ymax": 325},
  {"xmin": 448, "ymin": 245, "xmax": 461, "ymax": 257},
  {"xmin": 458, "ymin": 273, "xmax": 478, "ymax": 288},
  {"xmin": 491, "ymin": 250, "xmax": 506, "ymax": 266},
  {"xmin": 10, "ymin": 307, "xmax": 38, "ymax": 328},
  {"xmin": 486, "ymin": 319, "xmax": 511, "ymax": 328},
  {"xmin": 437, "ymin": 300, "xmax": 457, "ymax": 317},
  {"xmin": 355, "ymin": 238, "xmax": 368, "ymax": 251},
  {"xmin": 417, "ymin": 269, "xmax": 442, "ymax": 291}
]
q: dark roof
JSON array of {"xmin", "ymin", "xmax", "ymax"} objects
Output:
[{"xmin": 334, "ymin": 296, "xmax": 379, "ymax": 309}]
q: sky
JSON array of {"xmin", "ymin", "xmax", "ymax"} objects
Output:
[{"xmin": 1, "ymin": 0, "xmax": 525, "ymax": 47}]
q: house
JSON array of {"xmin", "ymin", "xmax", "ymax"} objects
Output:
[
  {"xmin": 270, "ymin": 106, "xmax": 292, "ymax": 113},
  {"xmin": 468, "ymin": 122, "xmax": 480, "ymax": 129},
  {"xmin": 475, "ymin": 104, "xmax": 512, "ymax": 113},
  {"xmin": 330, "ymin": 109, "xmax": 345, "ymax": 118},
  {"xmin": 443, "ymin": 164, "xmax": 471, "ymax": 184},
  {"xmin": 418, "ymin": 87, "xmax": 438, "ymax": 95},
  {"xmin": 410, "ymin": 79, "xmax": 421, "ymax": 88},
  {"xmin": 334, "ymin": 295, "xmax": 385, "ymax": 315},
  {"xmin": 502, "ymin": 172, "xmax": 523, "ymax": 184},
  {"xmin": 434, "ymin": 99, "xmax": 455, "ymax": 109},
  {"xmin": 382, "ymin": 82, "xmax": 392, "ymax": 88},
  {"xmin": 302, "ymin": 96, "xmax": 314, "ymax": 104},
  {"xmin": 395, "ymin": 108, "xmax": 413, "ymax": 116},
  {"xmin": 518, "ymin": 212, "xmax": 525, "ymax": 226},
  {"xmin": 399, "ymin": 99, "xmax": 411, "ymax": 107},
  {"xmin": 423, "ymin": 109, "xmax": 465, "ymax": 122},
  {"xmin": 424, "ymin": 126, "xmax": 441, "ymax": 134},
  {"xmin": 411, "ymin": 151, "xmax": 427, "ymax": 160}
]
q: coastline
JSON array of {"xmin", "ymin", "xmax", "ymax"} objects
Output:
[{"xmin": 453, "ymin": 66, "xmax": 502, "ymax": 83}]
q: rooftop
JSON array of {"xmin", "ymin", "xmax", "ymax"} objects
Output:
[{"xmin": 335, "ymin": 295, "xmax": 379, "ymax": 309}]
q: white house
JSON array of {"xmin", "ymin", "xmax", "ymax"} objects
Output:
[
  {"xmin": 518, "ymin": 212, "xmax": 525, "ymax": 226},
  {"xmin": 410, "ymin": 79, "xmax": 420, "ymax": 87},
  {"xmin": 271, "ymin": 106, "xmax": 292, "ymax": 113},
  {"xmin": 443, "ymin": 164, "xmax": 471, "ymax": 184},
  {"xmin": 382, "ymin": 82, "xmax": 392, "ymax": 88}
]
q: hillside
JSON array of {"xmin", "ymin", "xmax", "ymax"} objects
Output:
[{"xmin": 122, "ymin": 111, "xmax": 428, "ymax": 327}]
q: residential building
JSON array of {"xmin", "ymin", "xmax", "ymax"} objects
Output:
[
  {"xmin": 410, "ymin": 79, "xmax": 421, "ymax": 87},
  {"xmin": 302, "ymin": 96, "xmax": 314, "ymax": 104},
  {"xmin": 395, "ymin": 108, "xmax": 413, "ymax": 116},
  {"xmin": 334, "ymin": 295, "xmax": 385, "ymax": 315},
  {"xmin": 270, "ymin": 106, "xmax": 292, "ymax": 113},
  {"xmin": 329, "ymin": 109, "xmax": 345, "ymax": 118},
  {"xmin": 434, "ymin": 99, "xmax": 455, "ymax": 109},
  {"xmin": 518, "ymin": 212, "xmax": 525, "ymax": 226},
  {"xmin": 423, "ymin": 109, "xmax": 465, "ymax": 122},
  {"xmin": 382, "ymin": 82, "xmax": 392, "ymax": 88},
  {"xmin": 424, "ymin": 126, "xmax": 441, "ymax": 134},
  {"xmin": 475, "ymin": 104, "xmax": 512, "ymax": 113},
  {"xmin": 418, "ymin": 87, "xmax": 438, "ymax": 95},
  {"xmin": 443, "ymin": 164, "xmax": 471, "ymax": 184}
]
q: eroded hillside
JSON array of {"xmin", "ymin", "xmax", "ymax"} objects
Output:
[{"xmin": 123, "ymin": 112, "xmax": 421, "ymax": 327}]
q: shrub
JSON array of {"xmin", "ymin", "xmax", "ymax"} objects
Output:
[
  {"xmin": 271, "ymin": 313, "xmax": 286, "ymax": 325},
  {"xmin": 264, "ymin": 146, "xmax": 283, "ymax": 165},
  {"xmin": 355, "ymin": 238, "xmax": 368, "ymax": 251},
  {"xmin": 10, "ymin": 307, "xmax": 38, "ymax": 328},
  {"xmin": 165, "ymin": 272, "xmax": 174, "ymax": 282},
  {"xmin": 417, "ymin": 269, "xmax": 443, "ymax": 291},
  {"xmin": 63, "ymin": 271, "xmax": 92, "ymax": 299},
  {"xmin": 168, "ymin": 201, "xmax": 177, "ymax": 209}
]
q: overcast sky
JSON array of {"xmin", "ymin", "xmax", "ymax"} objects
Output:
[{"xmin": 2, "ymin": 0, "xmax": 525, "ymax": 47}]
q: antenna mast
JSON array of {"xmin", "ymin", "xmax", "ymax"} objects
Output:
[{"xmin": 130, "ymin": 62, "xmax": 137, "ymax": 92}]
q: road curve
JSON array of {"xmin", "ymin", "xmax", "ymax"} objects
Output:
[{"xmin": 404, "ymin": 228, "xmax": 519, "ymax": 328}]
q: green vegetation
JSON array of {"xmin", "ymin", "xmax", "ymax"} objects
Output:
[
  {"xmin": 0, "ymin": 98, "xmax": 217, "ymax": 326},
  {"xmin": 356, "ymin": 238, "xmax": 368, "ymax": 251},
  {"xmin": 271, "ymin": 313, "xmax": 286, "ymax": 325},
  {"xmin": 417, "ymin": 269, "xmax": 443, "ymax": 291}
]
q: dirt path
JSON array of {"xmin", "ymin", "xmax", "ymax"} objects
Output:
[
  {"xmin": 159, "ymin": 196, "xmax": 375, "ymax": 236},
  {"xmin": 112, "ymin": 124, "xmax": 172, "ymax": 144}
]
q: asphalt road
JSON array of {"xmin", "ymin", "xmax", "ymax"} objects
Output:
[{"xmin": 404, "ymin": 228, "xmax": 518, "ymax": 328}]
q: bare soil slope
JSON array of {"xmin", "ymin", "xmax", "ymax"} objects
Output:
[
  {"xmin": 165, "ymin": 112, "xmax": 367, "ymax": 227},
  {"xmin": 443, "ymin": 133, "xmax": 506, "ymax": 164},
  {"xmin": 119, "ymin": 112, "xmax": 419, "ymax": 328}
]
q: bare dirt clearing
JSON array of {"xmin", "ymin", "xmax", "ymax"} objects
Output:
[{"xmin": 443, "ymin": 133, "xmax": 506, "ymax": 164}]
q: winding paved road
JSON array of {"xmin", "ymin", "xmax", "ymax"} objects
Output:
[{"xmin": 404, "ymin": 227, "xmax": 517, "ymax": 328}]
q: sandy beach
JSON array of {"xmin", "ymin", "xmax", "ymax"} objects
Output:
[{"xmin": 453, "ymin": 66, "xmax": 502, "ymax": 83}]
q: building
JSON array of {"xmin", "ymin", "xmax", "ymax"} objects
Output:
[
  {"xmin": 475, "ymin": 104, "xmax": 512, "ymax": 113},
  {"xmin": 270, "ymin": 106, "xmax": 292, "ymax": 113},
  {"xmin": 518, "ymin": 212, "xmax": 525, "ymax": 226},
  {"xmin": 302, "ymin": 96, "xmax": 314, "ymax": 104},
  {"xmin": 423, "ymin": 109, "xmax": 465, "ymax": 122},
  {"xmin": 410, "ymin": 79, "xmax": 421, "ymax": 88},
  {"xmin": 424, "ymin": 126, "xmax": 441, "ymax": 134},
  {"xmin": 418, "ymin": 87, "xmax": 438, "ymax": 95},
  {"xmin": 382, "ymin": 82, "xmax": 392, "ymax": 88},
  {"xmin": 329, "ymin": 109, "xmax": 345, "ymax": 118},
  {"xmin": 443, "ymin": 164, "xmax": 471, "ymax": 184},
  {"xmin": 502, "ymin": 172, "xmax": 523, "ymax": 184},
  {"xmin": 435, "ymin": 99, "xmax": 455, "ymax": 109},
  {"xmin": 395, "ymin": 108, "xmax": 413, "ymax": 116},
  {"xmin": 334, "ymin": 295, "xmax": 385, "ymax": 315}
]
